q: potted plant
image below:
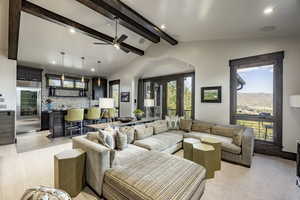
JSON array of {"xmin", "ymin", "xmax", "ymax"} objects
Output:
[{"xmin": 133, "ymin": 109, "xmax": 144, "ymax": 120}]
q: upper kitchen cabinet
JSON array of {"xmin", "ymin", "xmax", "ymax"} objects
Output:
[
  {"xmin": 92, "ymin": 78, "xmax": 107, "ymax": 100},
  {"xmin": 17, "ymin": 65, "xmax": 43, "ymax": 82}
]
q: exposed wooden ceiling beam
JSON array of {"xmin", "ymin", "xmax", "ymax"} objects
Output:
[
  {"xmin": 8, "ymin": 0, "xmax": 22, "ymax": 60},
  {"xmin": 75, "ymin": 0, "xmax": 178, "ymax": 45},
  {"xmin": 75, "ymin": 0, "xmax": 160, "ymax": 44},
  {"xmin": 21, "ymin": 1, "xmax": 144, "ymax": 56}
]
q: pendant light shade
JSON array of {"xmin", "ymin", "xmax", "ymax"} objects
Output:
[
  {"xmin": 60, "ymin": 52, "xmax": 65, "ymax": 81},
  {"xmin": 81, "ymin": 57, "xmax": 85, "ymax": 82},
  {"xmin": 98, "ymin": 77, "xmax": 101, "ymax": 86}
]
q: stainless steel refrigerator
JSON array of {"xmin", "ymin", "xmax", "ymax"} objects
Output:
[{"xmin": 16, "ymin": 80, "xmax": 41, "ymax": 134}]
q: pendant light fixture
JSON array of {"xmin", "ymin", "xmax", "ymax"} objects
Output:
[
  {"xmin": 81, "ymin": 57, "xmax": 85, "ymax": 83},
  {"xmin": 60, "ymin": 52, "xmax": 65, "ymax": 81},
  {"xmin": 97, "ymin": 61, "xmax": 101, "ymax": 86}
]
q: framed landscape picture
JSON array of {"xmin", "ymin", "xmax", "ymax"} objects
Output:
[
  {"xmin": 201, "ymin": 86, "xmax": 222, "ymax": 103},
  {"xmin": 121, "ymin": 92, "xmax": 130, "ymax": 102}
]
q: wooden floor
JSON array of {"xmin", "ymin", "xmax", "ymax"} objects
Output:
[{"xmin": 0, "ymin": 133, "xmax": 299, "ymax": 200}]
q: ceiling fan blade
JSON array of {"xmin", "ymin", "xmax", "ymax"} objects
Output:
[
  {"xmin": 120, "ymin": 46, "xmax": 130, "ymax": 53},
  {"xmin": 93, "ymin": 42, "xmax": 111, "ymax": 45},
  {"xmin": 117, "ymin": 34, "xmax": 128, "ymax": 43}
]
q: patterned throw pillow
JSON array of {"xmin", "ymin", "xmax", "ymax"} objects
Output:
[
  {"xmin": 116, "ymin": 131, "xmax": 128, "ymax": 150},
  {"xmin": 165, "ymin": 116, "xmax": 181, "ymax": 130},
  {"xmin": 119, "ymin": 126, "xmax": 135, "ymax": 144}
]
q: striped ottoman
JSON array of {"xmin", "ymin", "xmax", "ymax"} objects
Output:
[{"xmin": 103, "ymin": 151, "xmax": 206, "ymax": 200}]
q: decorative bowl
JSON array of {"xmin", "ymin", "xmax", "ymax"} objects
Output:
[{"xmin": 21, "ymin": 186, "xmax": 71, "ymax": 200}]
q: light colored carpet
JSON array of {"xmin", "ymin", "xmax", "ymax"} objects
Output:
[{"xmin": 0, "ymin": 136, "xmax": 299, "ymax": 200}]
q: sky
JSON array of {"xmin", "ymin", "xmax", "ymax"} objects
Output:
[{"xmin": 238, "ymin": 65, "xmax": 273, "ymax": 94}]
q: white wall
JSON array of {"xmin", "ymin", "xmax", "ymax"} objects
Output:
[
  {"xmin": 0, "ymin": 50, "xmax": 17, "ymax": 111},
  {"xmin": 109, "ymin": 36, "xmax": 300, "ymax": 153}
]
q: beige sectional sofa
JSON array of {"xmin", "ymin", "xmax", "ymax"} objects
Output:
[{"xmin": 72, "ymin": 119, "xmax": 254, "ymax": 199}]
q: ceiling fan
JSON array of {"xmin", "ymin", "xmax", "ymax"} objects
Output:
[{"xmin": 93, "ymin": 18, "xmax": 129, "ymax": 53}]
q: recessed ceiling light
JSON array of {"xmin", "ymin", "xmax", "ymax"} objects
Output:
[
  {"xmin": 91, "ymin": 68, "xmax": 95, "ymax": 72},
  {"xmin": 51, "ymin": 61, "xmax": 56, "ymax": 65},
  {"xmin": 264, "ymin": 7, "xmax": 273, "ymax": 15},
  {"xmin": 160, "ymin": 24, "xmax": 166, "ymax": 30},
  {"xmin": 69, "ymin": 28, "xmax": 76, "ymax": 34}
]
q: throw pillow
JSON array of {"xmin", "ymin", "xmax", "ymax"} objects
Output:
[
  {"xmin": 191, "ymin": 121, "xmax": 213, "ymax": 133},
  {"xmin": 135, "ymin": 126, "xmax": 154, "ymax": 140},
  {"xmin": 116, "ymin": 131, "xmax": 128, "ymax": 150},
  {"xmin": 180, "ymin": 119, "xmax": 193, "ymax": 132},
  {"xmin": 119, "ymin": 126, "xmax": 135, "ymax": 144},
  {"xmin": 153, "ymin": 120, "xmax": 168, "ymax": 134},
  {"xmin": 165, "ymin": 116, "xmax": 181, "ymax": 130},
  {"xmin": 232, "ymin": 129, "xmax": 244, "ymax": 146},
  {"xmin": 86, "ymin": 132, "xmax": 101, "ymax": 144},
  {"xmin": 99, "ymin": 130, "xmax": 116, "ymax": 149}
]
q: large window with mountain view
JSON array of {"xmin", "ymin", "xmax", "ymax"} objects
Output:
[{"xmin": 230, "ymin": 52, "xmax": 284, "ymax": 155}]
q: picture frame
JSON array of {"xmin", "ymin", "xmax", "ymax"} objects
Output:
[
  {"xmin": 121, "ymin": 92, "xmax": 130, "ymax": 102},
  {"xmin": 201, "ymin": 86, "xmax": 222, "ymax": 103}
]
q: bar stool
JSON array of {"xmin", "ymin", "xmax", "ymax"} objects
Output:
[
  {"xmin": 65, "ymin": 109, "xmax": 84, "ymax": 137},
  {"xmin": 85, "ymin": 107, "xmax": 101, "ymax": 124}
]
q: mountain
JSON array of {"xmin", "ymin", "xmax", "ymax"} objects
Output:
[{"xmin": 237, "ymin": 93, "xmax": 273, "ymax": 107}]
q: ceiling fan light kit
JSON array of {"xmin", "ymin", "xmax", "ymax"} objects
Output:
[{"xmin": 94, "ymin": 18, "xmax": 129, "ymax": 53}]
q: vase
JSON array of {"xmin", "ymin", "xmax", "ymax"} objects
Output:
[{"xmin": 135, "ymin": 114, "xmax": 142, "ymax": 120}]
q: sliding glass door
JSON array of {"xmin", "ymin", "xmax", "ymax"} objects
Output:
[{"xmin": 138, "ymin": 72, "xmax": 195, "ymax": 119}]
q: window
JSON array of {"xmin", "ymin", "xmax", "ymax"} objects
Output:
[
  {"xmin": 184, "ymin": 77, "xmax": 193, "ymax": 119},
  {"xmin": 138, "ymin": 72, "xmax": 195, "ymax": 119},
  {"xmin": 167, "ymin": 80, "xmax": 177, "ymax": 116},
  {"xmin": 230, "ymin": 52, "xmax": 284, "ymax": 155},
  {"xmin": 109, "ymin": 80, "xmax": 120, "ymax": 117}
]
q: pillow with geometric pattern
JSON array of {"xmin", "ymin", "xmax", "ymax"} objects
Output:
[{"xmin": 165, "ymin": 115, "xmax": 183, "ymax": 130}]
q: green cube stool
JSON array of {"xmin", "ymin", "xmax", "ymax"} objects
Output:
[
  {"xmin": 183, "ymin": 138, "xmax": 201, "ymax": 161},
  {"xmin": 54, "ymin": 149, "xmax": 86, "ymax": 197},
  {"xmin": 193, "ymin": 143, "xmax": 215, "ymax": 179},
  {"xmin": 201, "ymin": 137, "xmax": 221, "ymax": 171}
]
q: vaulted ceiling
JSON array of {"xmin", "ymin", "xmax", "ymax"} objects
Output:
[{"xmin": 6, "ymin": 0, "xmax": 300, "ymax": 76}]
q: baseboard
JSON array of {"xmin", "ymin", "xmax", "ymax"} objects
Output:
[{"xmin": 281, "ymin": 151, "xmax": 297, "ymax": 161}]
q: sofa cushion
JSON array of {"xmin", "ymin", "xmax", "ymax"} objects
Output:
[
  {"xmin": 233, "ymin": 129, "xmax": 244, "ymax": 146},
  {"xmin": 221, "ymin": 143, "xmax": 242, "ymax": 155},
  {"xmin": 134, "ymin": 132, "xmax": 183, "ymax": 152},
  {"xmin": 135, "ymin": 126, "xmax": 154, "ymax": 140},
  {"xmin": 119, "ymin": 126, "xmax": 135, "ymax": 144},
  {"xmin": 184, "ymin": 131, "xmax": 241, "ymax": 154},
  {"xmin": 154, "ymin": 120, "xmax": 169, "ymax": 134},
  {"xmin": 104, "ymin": 151, "xmax": 206, "ymax": 200},
  {"xmin": 86, "ymin": 132, "xmax": 100, "ymax": 144},
  {"xmin": 191, "ymin": 121, "xmax": 214, "ymax": 133},
  {"xmin": 180, "ymin": 119, "xmax": 193, "ymax": 132},
  {"xmin": 99, "ymin": 130, "xmax": 116, "ymax": 149},
  {"xmin": 114, "ymin": 144, "xmax": 148, "ymax": 166},
  {"xmin": 211, "ymin": 125, "xmax": 243, "ymax": 139}
]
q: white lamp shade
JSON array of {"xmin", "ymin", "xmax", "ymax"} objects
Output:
[
  {"xmin": 144, "ymin": 99, "xmax": 154, "ymax": 107},
  {"xmin": 290, "ymin": 95, "xmax": 300, "ymax": 108},
  {"xmin": 99, "ymin": 98, "xmax": 114, "ymax": 109}
]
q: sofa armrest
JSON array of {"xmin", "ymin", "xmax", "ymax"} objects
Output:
[
  {"xmin": 241, "ymin": 128, "xmax": 255, "ymax": 167},
  {"xmin": 72, "ymin": 136, "xmax": 111, "ymax": 196}
]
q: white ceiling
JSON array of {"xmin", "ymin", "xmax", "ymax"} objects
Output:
[
  {"xmin": 16, "ymin": 0, "xmax": 300, "ymax": 76},
  {"xmin": 123, "ymin": 0, "xmax": 300, "ymax": 41}
]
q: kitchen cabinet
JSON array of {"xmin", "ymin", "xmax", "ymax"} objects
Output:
[
  {"xmin": 92, "ymin": 78, "xmax": 107, "ymax": 100},
  {"xmin": 17, "ymin": 65, "xmax": 43, "ymax": 82}
]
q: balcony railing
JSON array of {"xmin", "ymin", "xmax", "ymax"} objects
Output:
[{"xmin": 237, "ymin": 119, "xmax": 274, "ymax": 142}]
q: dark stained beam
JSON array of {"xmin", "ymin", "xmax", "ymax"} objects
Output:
[
  {"xmin": 21, "ymin": 1, "xmax": 144, "ymax": 56},
  {"xmin": 75, "ymin": 0, "xmax": 178, "ymax": 45},
  {"xmin": 75, "ymin": 0, "xmax": 160, "ymax": 44},
  {"xmin": 8, "ymin": 0, "xmax": 22, "ymax": 60}
]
